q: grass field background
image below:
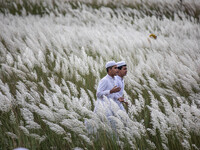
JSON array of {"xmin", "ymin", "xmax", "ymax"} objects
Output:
[{"xmin": 0, "ymin": 0, "xmax": 200, "ymax": 149}]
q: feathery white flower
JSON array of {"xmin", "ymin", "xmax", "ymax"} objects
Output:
[
  {"xmin": 10, "ymin": 111, "xmax": 16, "ymax": 124},
  {"xmin": 29, "ymin": 133, "xmax": 44, "ymax": 141},
  {"xmin": 192, "ymin": 144, "xmax": 199, "ymax": 150},
  {"xmin": 20, "ymin": 108, "xmax": 34, "ymax": 122},
  {"xmin": 79, "ymin": 88, "xmax": 91, "ymax": 109},
  {"xmin": 79, "ymin": 134, "xmax": 93, "ymax": 145},
  {"xmin": 61, "ymin": 79, "xmax": 71, "ymax": 98},
  {"xmin": 0, "ymin": 92, "xmax": 12, "ymax": 112},
  {"xmin": 6, "ymin": 53, "xmax": 14, "ymax": 66},
  {"xmin": 162, "ymin": 143, "xmax": 169, "ymax": 150},
  {"xmin": 67, "ymin": 81, "xmax": 79, "ymax": 97},
  {"xmin": 19, "ymin": 126, "xmax": 29, "ymax": 135},
  {"xmin": 73, "ymin": 147, "xmax": 83, "ymax": 150},
  {"xmin": 146, "ymin": 139, "xmax": 156, "ymax": 149},
  {"xmin": 43, "ymin": 119, "xmax": 66, "ymax": 135},
  {"xmin": 61, "ymin": 118, "xmax": 86, "ymax": 135},
  {"xmin": 182, "ymin": 139, "xmax": 191, "ymax": 150},
  {"xmin": 38, "ymin": 103, "xmax": 55, "ymax": 121},
  {"xmin": 6, "ymin": 132, "xmax": 18, "ymax": 139},
  {"xmin": 26, "ymin": 121, "xmax": 41, "ymax": 130}
]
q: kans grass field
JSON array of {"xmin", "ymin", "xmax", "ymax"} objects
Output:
[{"xmin": 0, "ymin": 0, "xmax": 200, "ymax": 149}]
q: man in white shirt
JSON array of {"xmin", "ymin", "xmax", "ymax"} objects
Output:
[
  {"xmin": 115, "ymin": 61, "xmax": 128, "ymax": 111},
  {"xmin": 94, "ymin": 61, "xmax": 124, "ymax": 116}
]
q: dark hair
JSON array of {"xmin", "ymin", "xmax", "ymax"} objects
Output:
[
  {"xmin": 118, "ymin": 65, "xmax": 127, "ymax": 70},
  {"xmin": 106, "ymin": 66, "xmax": 112, "ymax": 73}
]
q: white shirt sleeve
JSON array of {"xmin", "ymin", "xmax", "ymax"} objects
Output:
[
  {"xmin": 96, "ymin": 78, "xmax": 110, "ymax": 99},
  {"xmin": 114, "ymin": 93, "xmax": 121, "ymax": 100},
  {"xmin": 114, "ymin": 77, "xmax": 123, "ymax": 100},
  {"xmin": 111, "ymin": 78, "xmax": 119, "ymax": 100}
]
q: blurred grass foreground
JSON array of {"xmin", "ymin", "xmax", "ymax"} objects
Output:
[{"xmin": 0, "ymin": 0, "xmax": 200, "ymax": 149}]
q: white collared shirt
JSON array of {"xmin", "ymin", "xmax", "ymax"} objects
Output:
[
  {"xmin": 96, "ymin": 74, "xmax": 118, "ymax": 100},
  {"xmin": 115, "ymin": 75, "xmax": 124, "ymax": 98}
]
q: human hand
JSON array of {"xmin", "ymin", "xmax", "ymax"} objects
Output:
[
  {"xmin": 118, "ymin": 97, "xmax": 124, "ymax": 102},
  {"xmin": 110, "ymin": 86, "xmax": 121, "ymax": 93}
]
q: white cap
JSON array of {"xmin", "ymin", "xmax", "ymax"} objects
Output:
[
  {"xmin": 117, "ymin": 61, "xmax": 126, "ymax": 67},
  {"xmin": 105, "ymin": 61, "xmax": 117, "ymax": 68},
  {"xmin": 13, "ymin": 148, "xmax": 29, "ymax": 150}
]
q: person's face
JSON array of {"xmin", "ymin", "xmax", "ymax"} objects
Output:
[
  {"xmin": 110, "ymin": 65, "xmax": 118, "ymax": 76},
  {"xmin": 119, "ymin": 66, "xmax": 127, "ymax": 77}
]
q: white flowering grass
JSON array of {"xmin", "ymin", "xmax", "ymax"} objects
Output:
[{"xmin": 0, "ymin": 0, "xmax": 200, "ymax": 149}]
